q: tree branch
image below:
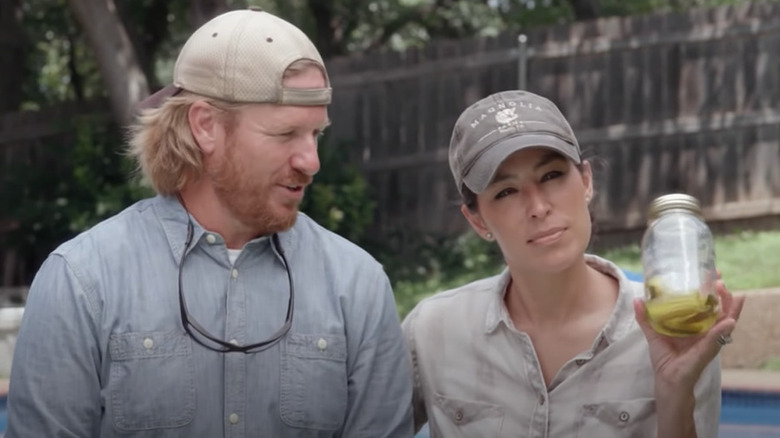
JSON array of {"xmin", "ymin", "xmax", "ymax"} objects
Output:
[{"xmin": 66, "ymin": 0, "xmax": 149, "ymax": 126}]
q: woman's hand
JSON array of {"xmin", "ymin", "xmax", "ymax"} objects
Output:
[
  {"xmin": 633, "ymin": 278, "xmax": 745, "ymax": 438},
  {"xmin": 634, "ymin": 278, "xmax": 745, "ymax": 390}
]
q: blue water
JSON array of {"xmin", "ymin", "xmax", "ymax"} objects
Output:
[
  {"xmin": 0, "ymin": 395, "xmax": 5, "ymax": 437},
  {"xmin": 623, "ymin": 270, "xmax": 643, "ymax": 282}
]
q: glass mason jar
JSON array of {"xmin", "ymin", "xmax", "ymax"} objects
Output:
[{"xmin": 641, "ymin": 194, "xmax": 719, "ymax": 337}]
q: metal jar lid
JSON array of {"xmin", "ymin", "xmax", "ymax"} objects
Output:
[{"xmin": 648, "ymin": 193, "xmax": 703, "ymax": 220}]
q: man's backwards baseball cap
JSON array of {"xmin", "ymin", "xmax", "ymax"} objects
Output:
[
  {"xmin": 138, "ymin": 8, "xmax": 331, "ymax": 110},
  {"xmin": 448, "ymin": 90, "xmax": 581, "ymax": 194}
]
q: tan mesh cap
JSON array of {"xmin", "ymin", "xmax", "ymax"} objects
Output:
[
  {"xmin": 139, "ymin": 8, "xmax": 331, "ymax": 109},
  {"xmin": 449, "ymin": 90, "xmax": 581, "ymax": 194}
]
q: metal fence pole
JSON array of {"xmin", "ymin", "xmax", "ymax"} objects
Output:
[{"xmin": 517, "ymin": 34, "xmax": 528, "ymax": 90}]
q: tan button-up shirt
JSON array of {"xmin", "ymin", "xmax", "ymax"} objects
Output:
[{"xmin": 402, "ymin": 255, "xmax": 720, "ymax": 438}]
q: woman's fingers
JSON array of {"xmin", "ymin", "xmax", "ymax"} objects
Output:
[
  {"xmin": 633, "ymin": 298, "xmax": 661, "ymax": 342},
  {"xmin": 714, "ymin": 280, "xmax": 746, "ymax": 322},
  {"xmin": 729, "ymin": 293, "xmax": 746, "ymax": 321}
]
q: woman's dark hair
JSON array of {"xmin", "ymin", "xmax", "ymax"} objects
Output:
[{"xmin": 460, "ymin": 184, "xmax": 479, "ymax": 212}]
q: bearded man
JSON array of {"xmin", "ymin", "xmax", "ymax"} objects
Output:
[{"xmin": 6, "ymin": 9, "xmax": 412, "ymax": 438}]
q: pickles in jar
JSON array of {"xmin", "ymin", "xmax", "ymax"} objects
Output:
[{"xmin": 644, "ymin": 276, "xmax": 719, "ymax": 336}]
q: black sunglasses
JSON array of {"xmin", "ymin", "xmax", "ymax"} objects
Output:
[{"xmin": 178, "ymin": 220, "xmax": 294, "ymax": 353}]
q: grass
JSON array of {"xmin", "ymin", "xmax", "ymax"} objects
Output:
[
  {"xmin": 393, "ymin": 229, "xmax": 780, "ymax": 319},
  {"xmin": 598, "ymin": 229, "xmax": 780, "ymax": 291},
  {"xmin": 762, "ymin": 357, "xmax": 780, "ymax": 371}
]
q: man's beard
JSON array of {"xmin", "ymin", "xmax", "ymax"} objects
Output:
[{"xmin": 208, "ymin": 141, "xmax": 311, "ymax": 236}]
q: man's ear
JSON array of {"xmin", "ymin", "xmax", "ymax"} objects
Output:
[
  {"xmin": 188, "ymin": 101, "xmax": 220, "ymax": 156},
  {"xmin": 461, "ymin": 204, "xmax": 492, "ymax": 241}
]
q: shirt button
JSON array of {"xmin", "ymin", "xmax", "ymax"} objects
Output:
[
  {"xmin": 619, "ymin": 411, "xmax": 630, "ymax": 422},
  {"xmin": 575, "ymin": 359, "xmax": 586, "ymax": 366},
  {"xmin": 539, "ymin": 394, "xmax": 546, "ymax": 406},
  {"xmin": 317, "ymin": 338, "xmax": 328, "ymax": 351},
  {"xmin": 229, "ymin": 413, "xmax": 239, "ymax": 424},
  {"xmin": 143, "ymin": 338, "xmax": 154, "ymax": 349},
  {"xmin": 206, "ymin": 234, "xmax": 216, "ymax": 244},
  {"xmin": 231, "ymin": 269, "xmax": 239, "ymax": 278},
  {"xmin": 454, "ymin": 408, "xmax": 464, "ymax": 423}
]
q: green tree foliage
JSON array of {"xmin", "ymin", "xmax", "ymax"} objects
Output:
[
  {"xmin": 299, "ymin": 139, "xmax": 376, "ymax": 243},
  {"xmin": 244, "ymin": 0, "xmax": 756, "ymax": 57},
  {"xmin": 0, "ymin": 0, "xmax": 762, "ymax": 287},
  {"xmin": 0, "ymin": 116, "xmax": 152, "ymax": 283}
]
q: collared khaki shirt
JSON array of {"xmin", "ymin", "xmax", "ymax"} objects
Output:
[{"xmin": 402, "ymin": 255, "xmax": 720, "ymax": 438}]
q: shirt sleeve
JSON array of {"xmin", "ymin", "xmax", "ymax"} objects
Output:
[
  {"xmin": 401, "ymin": 307, "xmax": 429, "ymax": 434},
  {"xmin": 693, "ymin": 354, "xmax": 721, "ymax": 438},
  {"xmin": 5, "ymin": 254, "xmax": 102, "ymax": 438},
  {"xmin": 338, "ymin": 268, "xmax": 414, "ymax": 438}
]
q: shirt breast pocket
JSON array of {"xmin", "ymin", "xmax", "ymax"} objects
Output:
[
  {"xmin": 577, "ymin": 398, "xmax": 656, "ymax": 438},
  {"xmin": 108, "ymin": 331, "xmax": 195, "ymax": 431},
  {"xmin": 430, "ymin": 393, "xmax": 505, "ymax": 438},
  {"xmin": 280, "ymin": 333, "xmax": 348, "ymax": 430}
]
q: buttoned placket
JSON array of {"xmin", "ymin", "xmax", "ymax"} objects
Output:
[
  {"xmin": 510, "ymin": 329, "xmax": 550, "ymax": 438},
  {"xmin": 498, "ymin": 292, "xmax": 552, "ymax": 438},
  {"xmin": 218, "ymin": 237, "xmax": 247, "ymax": 438},
  {"xmin": 489, "ymin": 284, "xmax": 549, "ymax": 438}
]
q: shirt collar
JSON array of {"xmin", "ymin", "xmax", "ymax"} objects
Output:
[
  {"xmin": 483, "ymin": 254, "xmax": 640, "ymax": 344},
  {"xmin": 152, "ymin": 195, "xmax": 282, "ymax": 265},
  {"xmin": 153, "ymin": 195, "xmax": 196, "ymax": 265},
  {"xmin": 586, "ymin": 254, "xmax": 640, "ymax": 345},
  {"xmin": 484, "ymin": 268, "xmax": 512, "ymax": 334}
]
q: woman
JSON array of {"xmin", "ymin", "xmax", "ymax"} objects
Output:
[{"xmin": 402, "ymin": 90, "xmax": 744, "ymax": 438}]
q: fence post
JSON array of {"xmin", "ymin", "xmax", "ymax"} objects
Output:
[{"xmin": 517, "ymin": 34, "xmax": 528, "ymax": 90}]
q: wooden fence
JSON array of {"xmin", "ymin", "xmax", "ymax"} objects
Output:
[
  {"xmin": 3, "ymin": 2, "xmax": 780, "ymax": 287},
  {"xmin": 325, "ymin": 1, "xmax": 780, "ymax": 242}
]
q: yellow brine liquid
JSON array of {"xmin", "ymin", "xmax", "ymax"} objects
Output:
[{"xmin": 645, "ymin": 277, "xmax": 719, "ymax": 336}]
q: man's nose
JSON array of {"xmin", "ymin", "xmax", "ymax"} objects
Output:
[{"xmin": 291, "ymin": 137, "xmax": 320, "ymax": 176}]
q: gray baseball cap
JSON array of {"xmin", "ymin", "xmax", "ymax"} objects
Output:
[{"xmin": 449, "ymin": 90, "xmax": 581, "ymax": 194}]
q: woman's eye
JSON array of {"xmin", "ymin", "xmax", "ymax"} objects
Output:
[
  {"xmin": 495, "ymin": 188, "xmax": 516, "ymax": 199},
  {"xmin": 541, "ymin": 170, "xmax": 563, "ymax": 182}
]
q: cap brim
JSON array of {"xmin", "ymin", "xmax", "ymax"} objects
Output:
[
  {"xmin": 135, "ymin": 85, "xmax": 182, "ymax": 113},
  {"xmin": 463, "ymin": 134, "xmax": 581, "ymax": 193}
]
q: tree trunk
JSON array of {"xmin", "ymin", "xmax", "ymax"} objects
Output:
[
  {"xmin": 0, "ymin": 0, "xmax": 27, "ymax": 112},
  {"xmin": 66, "ymin": 0, "xmax": 149, "ymax": 126},
  {"xmin": 306, "ymin": 0, "xmax": 341, "ymax": 57},
  {"xmin": 190, "ymin": 0, "xmax": 231, "ymax": 28},
  {"xmin": 568, "ymin": 0, "xmax": 601, "ymax": 20}
]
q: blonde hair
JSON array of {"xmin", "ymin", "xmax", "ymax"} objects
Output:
[
  {"xmin": 126, "ymin": 92, "xmax": 243, "ymax": 195},
  {"xmin": 127, "ymin": 60, "xmax": 326, "ymax": 195}
]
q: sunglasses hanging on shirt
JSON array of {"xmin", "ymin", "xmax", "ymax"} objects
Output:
[{"xmin": 178, "ymin": 219, "xmax": 294, "ymax": 353}]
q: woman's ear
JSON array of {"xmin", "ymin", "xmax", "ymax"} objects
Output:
[
  {"xmin": 461, "ymin": 204, "xmax": 493, "ymax": 241},
  {"xmin": 581, "ymin": 160, "xmax": 594, "ymax": 204},
  {"xmin": 188, "ymin": 101, "xmax": 219, "ymax": 156}
]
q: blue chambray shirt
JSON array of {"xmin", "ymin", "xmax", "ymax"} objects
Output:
[{"xmin": 6, "ymin": 195, "xmax": 413, "ymax": 438}]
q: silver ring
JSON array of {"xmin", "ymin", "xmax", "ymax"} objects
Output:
[{"xmin": 717, "ymin": 334, "xmax": 733, "ymax": 346}]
